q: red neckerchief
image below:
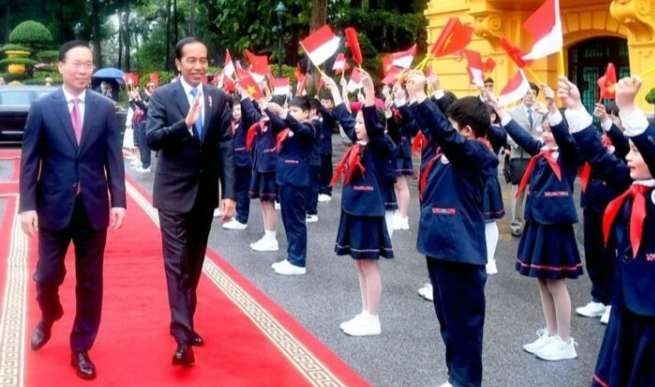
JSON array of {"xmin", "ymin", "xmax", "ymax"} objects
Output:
[
  {"xmin": 275, "ymin": 128, "xmax": 291, "ymax": 153},
  {"xmin": 516, "ymin": 148, "xmax": 562, "ymax": 198},
  {"xmin": 477, "ymin": 137, "xmax": 492, "ymax": 151},
  {"xmin": 412, "ymin": 132, "xmax": 428, "ymax": 155},
  {"xmin": 418, "ymin": 146, "xmax": 443, "ymax": 201},
  {"xmin": 580, "ymin": 134, "xmax": 613, "ymax": 192},
  {"xmin": 330, "ymin": 143, "xmax": 366, "ymax": 187},
  {"xmin": 603, "ymin": 184, "xmax": 650, "ymax": 256},
  {"xmin": 245, "ymin": 122, "xmax": 261, "ymax": 152}
]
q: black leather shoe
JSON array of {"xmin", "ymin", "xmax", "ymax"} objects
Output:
[
  {"xmin": 31, "ymin": 321, "xmax": 53, "ymax": 351},
  {"xmin": 172, "ymin": 344, "xmax": 195, "ymax": 366},
  {"xmin": 190, "ymin": 332, "xmax": 204, "ymax": 347},
  {"xmin": 71, "ymin": 352, "xmax": 96, "ymax": 380}
]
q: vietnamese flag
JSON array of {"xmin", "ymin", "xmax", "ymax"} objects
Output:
[
  {"xmin": 236, "ymin": 67, "xmax": 263, "ymax": 99},
  {"xmin": 244, "ymin": 49, "xmax": 270, "ymax": 83},
  {"xmin": 430, "ymin": 17, "xmax": 474, "ymax": 57},
  {"xmin": 597, "ymin": 63, "xmax": 617, "ymax": 100},
  {"xmin": 344, "ymin": 27, "xmax": 363, "ymax": 66},
  {"xmin": 301, "ymin": 25, "xmax": 341, "ymax": 67}
]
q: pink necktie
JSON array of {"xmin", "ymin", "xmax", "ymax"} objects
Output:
[{"xmin": 71, "ymin": 98, "xmax": 82, "ymax": 144}]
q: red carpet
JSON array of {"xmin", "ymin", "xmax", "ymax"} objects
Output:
[{"xmin": 0, "ymin": 153, "xmax": 368, "ymax": 386}]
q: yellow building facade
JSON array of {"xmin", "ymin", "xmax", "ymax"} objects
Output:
[{"xmin": 424, "ymin": 0, "xmax": 655, "ymax": 111}]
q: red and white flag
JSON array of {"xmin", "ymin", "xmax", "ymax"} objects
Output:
[
  {"xmin": 462, "ymin": 49, "xmax": 495, "ymax": 87},
  {"xmin": 271, "ymin": 77, "xmax": 291, "ymax": 96},
  {"xmin": 294, "ymin": 64, "xmax": 307, "ymax": 96},
  {"xmin": 332, "ymin": 53, "xmax": 347, "ymax": 73},
  {"xmin": 381, "ymin": 67, "xmax": 403, "ymax": 85},
  {"xmin": 223, "ymin": 49, "xmax": 235, "ymax": 78},
  {"xmin": 390, "ymin": 44, "xmax": 417, "ymax": 69},
  {"xmin": 499, "ymin": 70, "xmax": 530, "ymax": 106},
  {"xmin": 522, "ymin": 0, "xmax": 563, "ymax": 61},
  {"xmin": 347, "ymin": 67, "xmax": 363, "ymax": 93},
  {"xmin": 244, "ymin": 49, "xmax": 269, "ymax": 83},
  {"xmin": 301, "ymin": 25, "xmax": 341, "ymax": 66}
]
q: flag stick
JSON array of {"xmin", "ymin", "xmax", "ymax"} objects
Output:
[
  {"xmin": 558, "ymin": 50, "xmax": 566, "ymax": 77},
  {"xmin": 414, "ymin": 55, "xmax": 431, "ymax": 71},
  {"xmin": 523, "ymin": 66, "xmax": 544, "ymax": 85}
]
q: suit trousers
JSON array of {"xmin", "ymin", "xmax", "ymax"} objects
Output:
[
  {"xmin": 35, "ymin": 196, "xmax": 107, "ymax": 352},
  {"xmin": 234, "ymin": 165, "xmax": 251, "ymax": 224},
  {"xmin": 427, "ymin": 258, "xmax": 486, "ymax": 387},
  {"xmin": 280, "ymin": 184, "xmax": 308, "ymax": 267},
  {"xmin": 158, "ymin": 200, "xmax": 214, "ymax": 344}
]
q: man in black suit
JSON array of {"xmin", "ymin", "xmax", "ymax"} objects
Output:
[
  {"xmin": 146, "ymin": 37, "xmax": 235, "ymax": 366},
  {"xmin": 19, "ymin": 40, "xmax": 126, "ymax": 380}
]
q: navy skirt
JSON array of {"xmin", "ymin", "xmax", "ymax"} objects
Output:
[
  {"xmin": 249, "ymin": 171, "xmax": 277, "ymax": 202},
  {"xmin": 516, "ymin": 221, "xmax": 583, "ymax": 279},
  {"xmin": 384, "ymin": 186, "xmax": 398, "ymax": 211},
  {"xmin": 593, "ymin": 305, "xmax": 655, "ymax": 387},
  {"xmin": 395, "ymin": 156, "xmax": 415, "ymax": 177},
  {"xmin": 335, "ymin": 211, "xmax": 394, "ymax": 260},
  {"xmin": 482, "ymin": 176, "xmax": 505, "ymax": 221}
]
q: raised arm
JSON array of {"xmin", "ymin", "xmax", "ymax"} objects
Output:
[{"xmin": 146, "ymin": 90, "xmax": 193, "ymax": 151}]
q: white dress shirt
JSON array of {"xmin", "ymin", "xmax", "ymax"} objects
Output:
[{"xmin": 62, "ymin": 86, "xmax": 86, "ymax": 128}]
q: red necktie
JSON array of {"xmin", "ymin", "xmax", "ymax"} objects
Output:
[
  {"xmin": 330, "ymin": 143, "xmax": 366, "ymax": 187},
  {"xmin": 579, "ymin": 135, "xmax": 612, "ymax": 193},
  {"xmin": 515, "ymin": 149, "xmax": 562, "ymax": 198},
  {"xmin": 71, "ymin": 98, "xmax": 82, "ymax": 144},
  {"xmin": 418, "ymin": 146, "xmax": 442, "ymax": 201},
  {"xmin": 602, "ymin": 184, "xmax": 650, "ymax": 256},
  {"xmin": 275, "ymin": 128, "xmax": 290, "ymax": 153}
]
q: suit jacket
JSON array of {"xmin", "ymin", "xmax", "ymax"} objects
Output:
[
  {"xmin": 508, "ymin": 105, "xmax": 544, "ymax": 159},
  {"xmin": 146, "ymin": 81, "xmax": 235, "ymax": 213},
  {"xmin": 19, "ymin": 88, "xmax": 126, "ymax": 230}
]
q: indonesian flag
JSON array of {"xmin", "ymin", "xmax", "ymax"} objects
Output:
[
  {"xmin": 381, "ymin": 54, "xmax": 392, "ymax": 75},
  {"xmin": 391, "ymin": 44, "xmax": 417, "ymax": 69},
  {"xmin": 431, "ymin": 17, "xmax": 474, "ymax": 57},
  {"xmin": 347, "ymin": 67, "xmax": 363, "ymax": 93},
  {"xmin": 500, "ymin": 37, "xmax": 530, "ymax": 68},
  {"xmin": 332, "ymin": 53, "xmax": 347, "ymax": 73},
  {"xmin": 499, "ymin": 70, "xmax": 530, "ymax": 106},
  {"xmin": 223, "ymin": 49, "xmax": 235, "ymax": 78},
  {"xmin": 597, "ymin": 63, "xmax": 617, "ymax": 100},
  {"xmin": 236, "ymin": 67, "xmax": 263, "ymax": 99},
  {"xmin": 381, "ymin": 67, "xmax": 403, "ymax": 85},
  {"xmin": 522, "ymin": 0, "xmax": 563, "ymax": 61},
  {"xmin": 294, "ymin": 64, "xmax": 307, "ymax": 96},
  {"xmin": 271, "ymin": 77, "xmax": 291, "ymax": 96},
  {"xmin": 124, "ymin": 72, "xmax": 139, "ymax": 87},
  {"xmin": 462, "ymin": 49, "xmax": 495, "ymax": 87},
  {"xmin": 217, "ymin": 72, "xmax": 236, "ymax": 93},
  {"xmin": 301, "ymin": 25, "xmax": 341, "ymax": 66},
  {"xmin": 344, "ymin": 27, "xmax": 363, "ymax": 66}
]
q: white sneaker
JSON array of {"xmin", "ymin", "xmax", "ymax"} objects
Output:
[
  {"xmin": 418, "ymin": 283, "xmax": 434, "ymax": 302},
  {"xmin": 274, "ymin": 202, "xmax": 281, "ymax": 210},
  {"xmin": 222, "ymin": 219, "xmax": 248, "ymax": 230},
  {"xmin": 523, "ymin": 329, "xmax": 555, "ymax": 354},
  {"xmin": 535, "ymin": 336, "xmax": 577, "ymax": 361},
  {"xmin": 272, "ymin": 259, "xmax": 306, "ymax": 275},
  {"xmin": 213, "ymin": 209, "xmax": 223, "ymax": 218},
  {"xmin": 438, "ymin": 383, "xmax": 453, "ymax": 387},
  {"xmin": 135, "ymin": 166, "xmax": 151, "ymax": 173},
  {"xmin": 306, "ymin": 214, "xmax": 319, "ymax": 223},
  {"xmin": 250, "ymin": 236, "xmax": 279, "ymax": 252},
  {"xmin": 318, "ymin": 194, "xmax": 332, "ymax": 202},
  {"xmin": 486, "ymin": 259, "xmax": 498, "ymax": 275},
  {"xmin": 130, "ymin": 159, "xmax": 142, "ymax": 168},
  {"xmin": 342, "ymin": 313, "xmax": 381, "ymax": 336},
  {"xmin": 395, "ymin": 214, "xmax": 410, "ymax": 230},
  {"xmin": 600, "ymin": 306, "xmax": 611, "ymax": 325},
  {"xmin": 576, "ymin": 301, "xmax": 606, "ymax": 318},
  {"xmin": 339, "ymin": 313, "xmax": 365, "ymax": 331}
]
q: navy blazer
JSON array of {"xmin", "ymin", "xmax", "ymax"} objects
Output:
[
  {"xmin": 19, "ymin": 88, "xmax": 126, "ymax": 230},
  {"xmin": 146, "ymin": 81, "xmax": 235, "ymax": 213},
  {"xmin": 387, "ymin": 105, "xmax": 420, "ymax": 160},
  {"xmin": 503, "ymin": 119, "xmax": 579, "ymax": 225},
  {"xmin": 266, "ymin": 110, "xmax": 315, "ymax": 187},
  {"xmin": 232, "ymin": 111, "xmax": 252, "ymax": 168},
  {"xmin": 632, "ymin": 122, "xmax": 655, "ymax": 178},
  {"xmin": 409, "ymin": 99, "xmax": 497, "ymax": 265},
  {"xmin": 241, "ymin": 98, "xmax": 277, "ymax": 173},
  {"xmin": 318, "ymin": 105, "xmax": 336, "ymax": 155}
]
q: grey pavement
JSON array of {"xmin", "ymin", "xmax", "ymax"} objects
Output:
[{"xmin": 127, "ymin": 135, "xmax": 606, "ymax": 387}]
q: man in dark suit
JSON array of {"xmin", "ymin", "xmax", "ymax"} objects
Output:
[
  {"xmin": 19, "ymin": 40, "xmax": 126, "ymax": 380},
  {"xmin": 146, "ymin": 37, "xmax": 235, "ymax": 366}
]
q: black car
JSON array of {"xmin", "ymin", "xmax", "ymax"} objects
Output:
[{"xmin": 0, "ymin": 85, "xmax": 127, "ymax": 145}]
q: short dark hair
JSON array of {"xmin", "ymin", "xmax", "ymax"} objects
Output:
[
  {"xmin": 484, "ymin": 77, "xmax": 494, "ymax": 84},
  {"xmin": 446, "ymin": 96, "xmax": 490, "ymax": 138},
  {"xmin": 289, "ymin": 96, "xmax": 310, "ymax": 112},
  {"xmin": 175, "ymin": 37, "xmax": 207, "ymax": 60},
  {"xmin": 529, "ymin": 82, "xmax": 539, "ymax": 96},
  {"xmin": 59, "ymin": 40, "xmax": 91, "ymax": 62},
  {"xmin": 308, "ymin": 97, "xmax": 321, "ymax": 111},
  {"xmin": 270, "ymin": 95, "xmax": 287, "ymax": 106}
]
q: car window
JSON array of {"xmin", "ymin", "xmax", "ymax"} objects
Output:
[{"xmin": 0, "ymin": 91, "xmax": 32, "ymax": 106}]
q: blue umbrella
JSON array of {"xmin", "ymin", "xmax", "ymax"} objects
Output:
[{"xmin": 93, "ymin": 67, "xmax": 125, "ymax": 81}]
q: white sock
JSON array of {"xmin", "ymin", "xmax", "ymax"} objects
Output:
[
  {"xmin": 384, "ymin": 211, "xmax": 395, "ymax": 237},
  {"xmin": 264, "ymin": 229, "xmax": 276, "ymax": 239},
  {"xmin": 485, "ymin": 222, "xmax": 499, "ymax": 263}
]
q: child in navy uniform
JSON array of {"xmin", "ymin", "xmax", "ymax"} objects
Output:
[
  {"xmin": 322, "ymin": 73, "xmax": 396, "ymax": 336},
  {"xmin": 240, "ymin": 92, "xmax": 280, "ymax": 252},
  {"xmin": 405, "ymin": 72, "xmax": 497, "ymax": 387},
  {"xmin": 317, "ymin": 91, "xmax": 337, "ymax": 202},
  {"xmin": 486, "ymin": 85, "xmax": 582, "ymax": 362},
  {"xmin": 223, "ymin": 95, "xmax": 252, "ymax": 230},
  {"xmin": 306, "ymin": 98, "xmax": 323, "ymax": 223},
  {"xmin": 575, "ymin": 102, "xmax": 629, "ymax": 324},
  {"xmin": 557, "ymin": 76, "xmax": 655, "ymax": 387},
  {"xmin": 265, "ymin": 96, "xmax": 315, "ymax": 275}
]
